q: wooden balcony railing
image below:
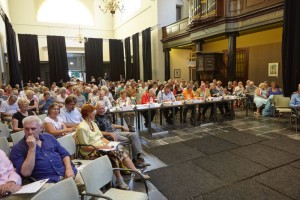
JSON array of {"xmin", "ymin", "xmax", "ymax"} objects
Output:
[{"xmin": 162, "ymin": 18, "xmax": 189, "ymax": 40}]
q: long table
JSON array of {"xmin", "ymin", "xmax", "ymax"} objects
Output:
[{"xmin": 108, "ymin": 97, "xmax": 248, "ymax": 135}]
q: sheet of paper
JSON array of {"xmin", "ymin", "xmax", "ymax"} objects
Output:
[
  {"xmin": 15, "ymin": 179, "xmax": 49, "ymax": 194},
  {"xmin": 101, "ymin": 141, "xmax": 120, "ymax": 152}
]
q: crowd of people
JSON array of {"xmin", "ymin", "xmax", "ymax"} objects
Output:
[{"xmin": 0, "ymin": 76, "xmax": 299, "ymax": 197}]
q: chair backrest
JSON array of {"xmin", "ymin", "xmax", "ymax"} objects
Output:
[
  {"xmin": 38, "ymin": 114, "xmax": 47, "ymax": 121},
  {"xmin": 11, "ymin": 131, "xmax": 25, "ymax": 145},
  {"xmin": 31, "ymin": 178, "xmax": 79, "ymax": 200},
  {"xmin": 0, "ymin": 137, "xmax": 10, "ymax": 156},
  {"xmin": 57, "ymin": 134, "xmax": 76, "ymax": 156},
  {"xmin": 0, "ymin": 123, "xmax": 11, "ymax": 138},
  {"xmin": 275, "ymin": 96, "xmax": 291, "ymax": 108},
  {"xmin": 80, "ymin": 155, "xmax": 113, "ymax": 195},
  {"xmin": 272, "ymin": 94, "xmax": 283, "ymax": 104}
]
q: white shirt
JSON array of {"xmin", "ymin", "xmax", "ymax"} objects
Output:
[
  {"xmin": 43, "ymin": 116, "xmax": 64, "ymax": 130},
  {"xmin": 0, "ymin": 101, "xmax": 19, "ymax": 115},
  {"xmin": 91, "ymin": 96, "xmax": 112, "ymax": 108},
  {"xmin": 59, "ymin": 107, "xmax": 83, "ymax": 124}
]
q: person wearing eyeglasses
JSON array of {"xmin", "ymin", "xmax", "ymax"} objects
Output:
[{"xmin": 43, "ymin": 104, "xmax": 75, "ymax": 138}]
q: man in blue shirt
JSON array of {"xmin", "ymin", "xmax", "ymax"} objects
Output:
[
  {"xmin": 10, "ymin": 116, "xmax": 80, "ymax": 184},
  {"xmin": 157, "ymin": 84, "xmax": 177, "ymax": 124},
  {"xmin": 290, "ymin": 83, "xmax": 300, "ymax": 116},
  {"xmin": 38, "ymin": 91, "xmax": 54, "ymax": 114}
]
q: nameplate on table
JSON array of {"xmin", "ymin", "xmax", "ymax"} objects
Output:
[{"xmin": 121, "ymin": 106, "xmax": 132, "ymax": 111}]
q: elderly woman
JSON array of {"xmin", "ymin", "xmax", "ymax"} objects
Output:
[
  {"xmin": 26, "ymin": 90, "xmax": 38, "ymax": 112},
  {"xmin": 55, "ymin": 87, "xmax": 68, "ymax": 107},
  {"xmin": 43, "ymin": 103, "xmax": 75, "ymax": 138},
  {"xmin": 75, "ymin": 104, "xmax": 149, "ymax": 190},
  {"xmin": 117, "ymin": 89, "xmax": 135, "ymax": 132},
  {"xmin": 12, "ymin": 98, "xmax": 35, "ymax": 132},
  {"xmin": 268, "ymin": 81, "xmax": 283, "ymax": 96},
  {"xmin": 254, "ymin": 83, "xmax": 268, "ymax": 115},
  {"xmin": 141, "ymin": 84, "xmax": 156, "ymax": 128},
  {"xmin": 73, "ymin": 87, "xmax": 86, "ymax": 108}
]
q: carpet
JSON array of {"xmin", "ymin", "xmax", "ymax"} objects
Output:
[
  {"xmin": 148, "ymin": 162, "xmax": 225, "ymax": 200},
  {"xmin": 144, "ymin": 142, "xmax": 205, "ymax": 165}
]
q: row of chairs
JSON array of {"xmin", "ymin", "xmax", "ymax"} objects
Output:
[
  {"xmin": 0, "ymin": 133, "xmax": 149, "ymax": 200},
  {"xmin": 32, "ymin": 155, "xmax": 148, "ymax": 200}
]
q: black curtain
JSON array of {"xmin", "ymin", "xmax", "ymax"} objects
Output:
[
  {"xmin": 109, "ymin": 39, "xmax": 125, "ymax": 81},
  {"xmin": 4, "ymin": 15, "xmax": 21, "ymax": 87},
  {"xmin": 85, "ymin": 38, "xmax": 103, "ymax": 82},
  {"xmin": 18, "ymin": 34, "xmax": 40, "ymax": 84},
  {"xmin": 125, "ymin": 37, "xmax": 132, "ymax": 80},
  {"xmin": 282, "ymin": 1, "xmax": 300, "ymax": 96},
  {"xmin": 47, "ymin": 36, "xmax": 69, "ymax": 84},
  {"xmin": 132, "ymin": 33, "xmax": 140, "ymax": 80},
  {"xmin": 142, "ymin": 27, "xmax": 152, "ymax": 81}
]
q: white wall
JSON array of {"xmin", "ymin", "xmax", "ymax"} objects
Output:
[
  {"xmin": 2, "ymin": 0, "xmax": 186, "ymax": 82},
  {"xmin": 8, "ymin": 0, "xmax": 114, "ymax": 61}
]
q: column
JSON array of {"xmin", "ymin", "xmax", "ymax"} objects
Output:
[
  {"xmin": 195, "ymin": 40, "xmax": 203, "ymax": 83},
  {"xmin": 164, "ymin": 48, "xmax": 171, "ymax": 81},
  {"xmin": 227, "ymin": 32, "xmax": 238, "ymax": 81}
]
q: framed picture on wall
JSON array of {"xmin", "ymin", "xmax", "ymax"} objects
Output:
[
  {"xmin": 174, "ymin": 69, "xmax": 181, "ymax": 78},
  {"xmin": 268, "ymin": 63, "xmax": 279, "ymax": 77}
]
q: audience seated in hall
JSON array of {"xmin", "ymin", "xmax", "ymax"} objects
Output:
[
  {"xmin": 75, "ymin": 104, "xmax": 150, "ymax": 190},
  {"xmin": 10, "ymin": 116, "xmax": 84, "ymax": 187},
  {"xmin": 95, "ymin": 101, "xmax": 150, "ymax": 168}
]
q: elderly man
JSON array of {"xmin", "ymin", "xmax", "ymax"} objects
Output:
[
  {"xmin": 94, "ymin": 101, "xmax": 150, "ymax": 168},
  {"xmin": 290, "ymin": 83, "xmax": 300, "ymax": 116},
  {"xmin": 59, "ymin": 96, "xmax": 83, "ymax": 128},
  {"xmin": 10, "ymin": 116, "xmax": 82, "ymax": 185},
  {"xmin": 91, "ymin": 89, "xmax": 112, "ymax": 108},
  {"xmin": 0, "ymin": 95, "xmax": 19, "ymax": 122},
  {"xmin": 157, "ymin": 84, "xmax": 177, "ymax": 124},
  {"xmin": 0, "ymin": 149, "xmax": 21, "ymax": 197}
]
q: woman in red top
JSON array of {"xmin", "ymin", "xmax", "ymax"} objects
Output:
[{"xmin": 141, "ymin": 84, "xmax": 156, "ymax": 128}]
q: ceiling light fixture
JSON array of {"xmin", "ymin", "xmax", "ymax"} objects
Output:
[
  {"xmin": 99, "ymin": 0, "xmax": 125, "ymax": 15},
  {"xmin": 74, "ymin": 25, "xmax": 88, "ymax": 44}
]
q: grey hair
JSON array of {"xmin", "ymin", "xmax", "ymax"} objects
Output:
[
  {"xmin": 95, "ymin": 101, "xmax": 105, "ymax": 108},
  {"xmin": 22, "ymin": 116, "xmax": 42, "ymax": 127}
]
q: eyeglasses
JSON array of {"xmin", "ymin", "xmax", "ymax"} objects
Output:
[{"xmin": 51, "ymin": 108, "xmax": 60, "ymax": 110}]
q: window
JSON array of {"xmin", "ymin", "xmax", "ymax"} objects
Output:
[
  {"xmin": 176, "ymin": 5, "xmax": 182, "ymax": 21},
  {"xmin": 67, "ymin": 53, "xmax": 86, "ymax": 81},
  {"xmin": 37, "ymin": 0, "xmax": 93, "ymax": 25}
]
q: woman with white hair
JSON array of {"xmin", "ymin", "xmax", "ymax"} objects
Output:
[{"xmin": 254, "ymin": 83, "xmax": 268, "ymax": 115}]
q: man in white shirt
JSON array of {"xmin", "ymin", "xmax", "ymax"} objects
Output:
[
  {"xmin": 0, "ymin": 95, "xmax": 19, "ymax": 122},
  {"xmin": 90, "ymin": 90, "xmax": 112, "ymax": 108},
  {"xmin": 59, "ymin": 96, "xmax": 83, "ymax": 128}
]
